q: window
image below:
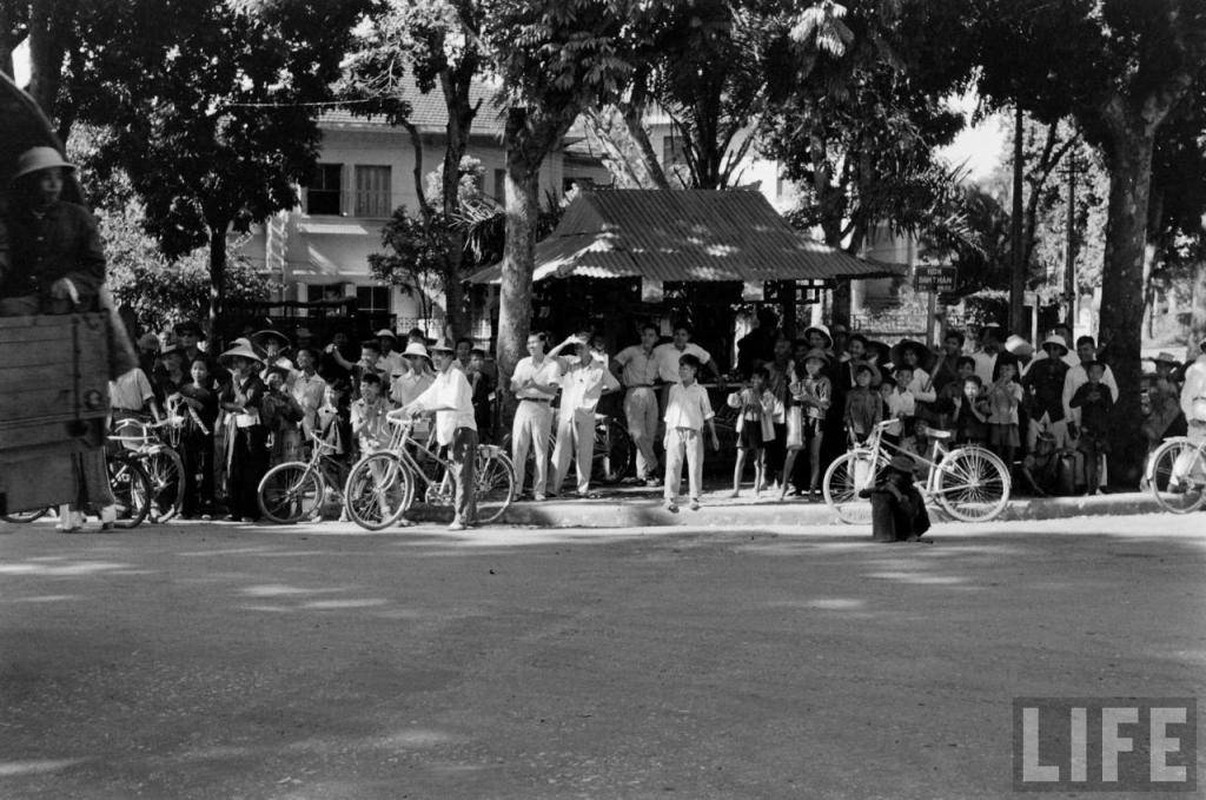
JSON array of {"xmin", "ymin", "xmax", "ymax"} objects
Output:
[
  {"xmin": 354, "ymin": 165, "xmax": 392, "ymax": 218},
  {"xmin": 494, "ymin": 168, "xmax": 506, "ymax": 203},
  {"xmin": 305, "ymin": 163, "xmax": 342, "ymax": 215},
  {"xmin": 356, "ymin": 286, "xmax": 392, "ymax": 315}
]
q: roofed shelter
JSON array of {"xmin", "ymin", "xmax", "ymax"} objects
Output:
[{"xmin": 469, "ymin": 190, "xmax": 906, "ymax": 369}]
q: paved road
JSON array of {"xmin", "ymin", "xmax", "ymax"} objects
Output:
[{"xmin": 2, "ymin": 513, "xmax": 1204, "ymax": 799}]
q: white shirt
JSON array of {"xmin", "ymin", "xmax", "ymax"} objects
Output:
[
  {"xmin": 109, "ymin": 368, "xmax": 156, "ymax": 412},
  {"xmin": 391, "ymin": 371, "xmax": 433, "ymax": 409},
  {"xmin": 1062, "ymin": 362, "xmax": 1119, "ymax": 426},
  {"xmin": 663, "ymin": 382, "xmax": 714, "ymax": 430},
  {"xmin": 653, "ymin": 342, "xmax": 712, "ymax": 383},
  {"xmin": 511, "ymin": 355, "xmax": 562, "ymax": 400},
  {"xmin": 291, "ymin": 371, "xmax": 327, "ymax": 433},
  {"xmin": 558, "ymin": 358, "xmax": 620, "ymax": 416},
  {"xmin": 885, "ymin": 389, "xmax": 915, "ymax": 436},
  {"xmin": 406, "ymin": 366, "xmax": 476, "ymax": 446},
  {"xmin": 971, "ymin": 351, "xmax": 998, "ymax": 386},
  {"xmin": 614, "ymin": 344, "xmax": 660, "ymax": 388},
  {"xmin": 905, "ymin": 368, "xmax": 937, "ymax": 403}
]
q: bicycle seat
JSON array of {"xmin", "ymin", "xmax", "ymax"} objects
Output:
[{"xmin": 925, "ymin": 428, "xmax": 954, "ymax": 440}]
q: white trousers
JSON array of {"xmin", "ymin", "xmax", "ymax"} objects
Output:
[
  {"xmin": 664, "ymin": 427, "xmax": 704, "ymax": 501},
  {"xmin": 552, "ymin": 409, "xmax": 595, "ymax": 495},
  {"xmin": 512, "ymin": 400, "xmax": 553, "ymax": 495},
  {"xmin": 625, "ymin": 387, "xmax": 659, "ymax": 479}
]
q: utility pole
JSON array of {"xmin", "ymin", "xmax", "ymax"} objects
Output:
[{"xmin": 1009, "ymin": 104, "xmax": 1026, "ymax": 334}]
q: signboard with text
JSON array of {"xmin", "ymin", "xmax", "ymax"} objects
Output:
[{"xmin": 913, "ymin": 265, "xmax": 957, "ymax": 293}]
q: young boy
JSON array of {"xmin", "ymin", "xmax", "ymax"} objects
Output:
[
  {"xmin": 726, "ymin": 366, "xmax": 780, "ymax": 497},
  {"xmin": 663, "ymin": 354, "xmax": 720, "ymax": 512},
  {"xmin": 1069, "ymin": 360, "xmax": 1114, "ymax": 495},
  {"xmin": 843, "ymin": 364, "xmax": 882, "ymax": 445},
  {"xmin": 350, "ymin": 373, "xmax": 392, "ymax": 458}
]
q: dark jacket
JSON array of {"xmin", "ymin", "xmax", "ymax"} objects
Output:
[{"xmin": 2, "ymin": 200, "xmax": 106, "ymax": 308}]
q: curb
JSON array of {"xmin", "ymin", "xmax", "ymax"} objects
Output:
[{"xmin": 499, "ymin": 491, "xmax": 1166, "ymax": 529}]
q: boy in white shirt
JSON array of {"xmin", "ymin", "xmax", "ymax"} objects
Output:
[{"xmin": 662, "ymin": 354, "xmax": 719, "ymax": 512}]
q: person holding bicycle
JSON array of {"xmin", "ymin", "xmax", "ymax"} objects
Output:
[{"xmin": 394, "ymin": 339, "xmax": 478, "ymax": 530}]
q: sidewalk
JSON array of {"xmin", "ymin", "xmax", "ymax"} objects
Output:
[{"xmin": 499, "ymin": 483, "xmax": 1166, "ymax": 528}]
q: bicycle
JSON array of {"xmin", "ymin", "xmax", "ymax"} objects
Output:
[
  {"xmin": 1145, "ymin": 434, "xmax": 1206, "ymax": 513},
  {"xmin": 3, "ymin": 443, "xmax": 153, "ymax": 529},
  {"xmin": 257, "ymin": 431, "xmax": 349, "ymax": 524},
  {"xmin": 110, "ymin": 413, "xmax": 186, "ymax": 523},
  {"xmin": 823, "ymin": 419, "xmax": 1012, "ymax": 524},
  {"xmin": 344, "ymin": 417, "xmax": 515, "ymax": 531}
]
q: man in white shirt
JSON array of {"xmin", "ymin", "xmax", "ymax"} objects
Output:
[
  {"xmin": 109, "ymin": 366, "xmax": 162, "ymax": 420},
  {"xmin": 652, "ymin": 322, "xmax": 719, "ymax": 384},
  {"xmin": 971, "ymin": 324, "xmax": 1002, "ymax": 385},
  {"xmin": 291, "ymin": 348, "xmax": 327, "ymax": 437},
  {"xmin": 399, "ymin": 339, "xmax": 478, "ymax": 530},
  {"xmin": 510, "ymin": 331, "xmax": 562, "ymax": 500},
  {"xmin": 612, "ymin": 323, "xmax": 663, "ymax": 484},
  {"xmin": 548, "ymin": 334, "xmax": 621, "ymax": 497},
  {"xmin": 377, "ymin": 329, "xmax": 407, "ymax": 378}
]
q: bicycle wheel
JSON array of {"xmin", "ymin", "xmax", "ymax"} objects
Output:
[
  {"xmin": 934, "ymin": 446, "xmax": 1011, "ymax": 522},
  {"xmin": 110, "ymin": 457, "xmax": 152, "ymax": 529},
  {"xmin": 344, "ymin": 453, "xmax": 413, "ymax": 530},
  {"xmin": 1148, "ymin": 439, "xmax": 1206, "ymax": 514},
  {"xmin": 475, "ymin": 449, "xmax": 515, "ymax": 525},
  {"xmin": 258, "ymin": 462, "xmax": 324, "ymax": 524},
  {"xmin": 2, "ymin": 508, "xmax": 49, "ymax": 523},
  {"xmin": 593, "ymin": 416, "xmax": 633, "ymax": 484},
  {"xmin": 823, "ymin": 449, "xmax": 888, "ymax": 524},
  {"xmin": 144, "ymin": 447, "xmax": 185, "ymax": 522}
]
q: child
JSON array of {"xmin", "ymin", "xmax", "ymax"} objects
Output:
[
  {"xmin": 261, "ymin": 367, "xmax": 305, "ymax": 466},
  {"xmin": 662, "ymin": 354, "xmax": 720, "ymax": 512},
  {"xmin": 350, "ymin": 373, "xmax": 392, "ymax": 458},
  {"xmin": 844, "ymin": 364, "xmax": 882, "ymax": 445},
  {"xmin": 782, "ymin": 349, "xmax": 832, "ymax": 501},
  {"xmin": 952, "ymin": 375, "xmax": 990, "ymax": 445},
  {"xmin": 884, "ymin": 366, "xmax": 916, "ymax": 448},
  {"xmin": 726, "ymin": 367, "xmax": 780, "ymax": 497},
  {"xmin": 468, "ymin": 348, "xmax": 495, "ymax": 443},
  {"xmin": 316, "ymin": 380, "xmax": 353, "ymax": 458},
  {"xmin": 937, "ymin": 356, "xmax": 977, "ymax": 430},
  {"xmin": 986, "ymin": 361, "xmax": 1023, "ymax": 468},
  {"xmin": 1069, "ymin": 360, "xmax": 1114, "ymax": 495},
  {"xmin": 174, "ymin": 358, "xmax": 219, "ymax": 519}
]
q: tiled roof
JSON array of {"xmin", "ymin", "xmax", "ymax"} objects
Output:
[
  {"xmin": 468, "ymin": 190, "xmax": 904, "ymax": 284},
  {"xmin": 320, "ymin": 75, "xmax": 506, "ymax": 138}
]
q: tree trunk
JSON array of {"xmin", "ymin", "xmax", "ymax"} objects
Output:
[
  {"xmin": 25, "ymin": 0, "xmax": 70, "ymax": 118},
  {"xmin": 208, "ymin": 223, "xmax": 228, "ymax": 349},
  {"xmin": 438, "ymin": 66, "xmax": 477, "ymax": 341},
  {"xmin": 1009, "ymin": 104, "xmax": 1026, "ymax": 334},
  {"xmin": 1098, "ymin": 130, "xmax": 1155, "ymax": 488},
  {"xmin": 496, "ymin": 118, "xmax": 542, "ymax": 425}
]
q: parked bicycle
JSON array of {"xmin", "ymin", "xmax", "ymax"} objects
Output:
[
  {"xmin": 110, "ymin": 413, "xmax": 185, "ymax": 523},
  {"xmin": 344, "ymin": 417, "xmax": 516, "ymax": 531},
  {"xmin": 257, "ymin": 431, "xmax": 349, "ymax": 524},
  {"xmin": 823, "ymin": 419, "xmax": 1011, "ymax": 524},
  {"xmin": 1145, "ymin": 435, "xmax": 1206, "ymax": 513}
]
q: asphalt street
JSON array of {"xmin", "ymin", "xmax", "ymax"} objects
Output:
[{"xmin": 2, "ymin": 513, "xmax": 1204, "ymax": 799}]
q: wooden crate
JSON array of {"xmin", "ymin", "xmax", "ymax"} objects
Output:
[{"xmin": 0, "ymin": 313, "xmax": 112, "ymax": 514}]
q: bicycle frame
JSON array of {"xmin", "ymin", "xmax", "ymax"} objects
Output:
[
  {"xmin": 856, "ymin": 420, "xmax": 952, "ymax": 494},
  {"xmin": 384, "ymin": 420, "xmax": 456, "ymax": 500}
]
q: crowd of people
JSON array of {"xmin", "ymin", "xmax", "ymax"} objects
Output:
[{"xmin": 5, "ymin": 145, "xmax": 1206, "ymax": 530}]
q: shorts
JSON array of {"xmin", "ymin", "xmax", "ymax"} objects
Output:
[
  {"xmin": 737, "ymin": 424, "xmax": 764, "ymax": 451},
  {"xmin": 989, "ymin": 423, "xmax": 1020, "ymax": 448}
]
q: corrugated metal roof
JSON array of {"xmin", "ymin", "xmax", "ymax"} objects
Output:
[
  {"xmin": 321, "ymin": 75, "xmax": 506, "ymax": 138},
  {"xmin": 468, "ymin": 190, "xmax": 906, "ymax": 284}
]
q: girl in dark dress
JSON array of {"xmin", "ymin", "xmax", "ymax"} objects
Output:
[{"xmin": 218, "ymin": 341, "xmax": 268, "ymax": 521}]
